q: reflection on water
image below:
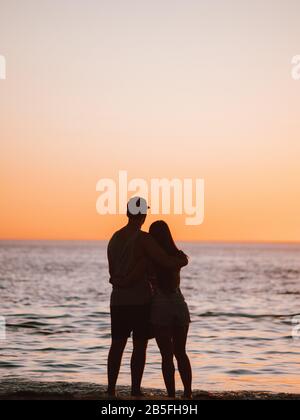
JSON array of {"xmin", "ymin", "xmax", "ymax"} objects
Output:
[{"xmin": 0, "ymin": 241, "xmax": 300, "ymax": 392}]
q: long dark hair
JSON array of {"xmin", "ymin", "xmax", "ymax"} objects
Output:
[
  {"xmin": 149, "ymin": 221, "xmax": 181, "ymax": 257},
  {"xmin": 149, "ymin": 221, "xmax": 186, "ymax": 293}
]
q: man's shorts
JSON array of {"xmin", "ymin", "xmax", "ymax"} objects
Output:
[{"xmin": 110, "ymin": 304, "xmax": 153, "ymax": 340}]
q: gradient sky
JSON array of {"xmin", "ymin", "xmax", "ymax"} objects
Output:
[{"xmin": 1, "ymin": 0, "xmax": 300, "ymax": 241}]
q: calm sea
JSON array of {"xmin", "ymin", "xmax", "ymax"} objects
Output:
[{"xmin": 0, "ymin": 241, "xmax": 300, "ymax": 392}]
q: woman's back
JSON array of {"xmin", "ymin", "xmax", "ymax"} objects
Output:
[
  {"xmin": 149, "ymin": 221, "xmax": 187, "ymax": 294},
  {"xmin": 152, "ymin": 250, "xmax": 186, "ymax": 293}
]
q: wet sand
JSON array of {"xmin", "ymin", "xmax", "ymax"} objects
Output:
[{"xmin": 0, "ymin": 380, "xmax": 299, "ymax": 400}]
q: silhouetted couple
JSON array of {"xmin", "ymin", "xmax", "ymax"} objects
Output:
[{"xmin": 107, "ymin": 197, "xmax": 192, "ymax": 399}]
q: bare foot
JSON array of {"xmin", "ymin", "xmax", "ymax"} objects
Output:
[
  {"xmin": 131, "ymin": 389, "xmax": 145, "ymax": 398},
  {"xmin": 182, "ymin": 393, "xmax": 193, "ymax": 400},
  {"xmin": 106, "ymin": 388, "xmax": 118, "ymax": 399}
]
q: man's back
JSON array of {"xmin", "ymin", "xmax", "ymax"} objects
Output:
[{"xmin": 108, "ymin": 227, "xmax": 153, "ymax": 306}]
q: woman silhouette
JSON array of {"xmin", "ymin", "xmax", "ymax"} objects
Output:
[{"xmin": 149, "ymin": 221, "xmax": 192, "ymax": 399}]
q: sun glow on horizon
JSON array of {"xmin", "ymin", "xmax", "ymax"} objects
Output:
[{"xmin": 1, "ymin": 0, "xmax": 300, "ymax": 242}]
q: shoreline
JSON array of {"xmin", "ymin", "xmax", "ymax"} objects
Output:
[{"xmin": 0, "ymin": 380, "xmax": 299, "ymax": 400}]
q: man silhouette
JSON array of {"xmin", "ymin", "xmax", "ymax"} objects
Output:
[{"xmin": 107, "ymin": 197, "xmax": 187, "ymax": 397}]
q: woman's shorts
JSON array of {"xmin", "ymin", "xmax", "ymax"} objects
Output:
[{"xmin": 151, "ymin": 289, "xmax": 191, "ymax": 327}]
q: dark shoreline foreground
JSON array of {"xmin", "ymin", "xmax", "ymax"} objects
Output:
[{"xmin": 0, "ymin": 380, "xmax": 299, "ymax": 400}]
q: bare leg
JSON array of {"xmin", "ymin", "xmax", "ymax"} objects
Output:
[
  {"xmin": 131, "ymin": 339, "xmax": 148, "ymax": 396},
  {"xmin": 173, "ymin": 325, "xmax": 192, "ymax": 398},
  {"xmin": 155, "ymin": 326, "xmax": 176, "ymax": 398},
  {"xmin": 107, "ymin": 338, "xmax": 127, "ymax": 396}
]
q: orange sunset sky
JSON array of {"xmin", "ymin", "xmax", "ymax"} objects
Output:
[{"xmin": 0, "ymin": 0, "xmax": 300, "ymax": 242}]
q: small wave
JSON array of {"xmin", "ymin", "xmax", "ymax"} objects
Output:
[
  {"xmin": 6, "ymin": 321, "xmax": 75, "ymax": 337},
  {"xmin": 89, "ymin": 312, "xmax": 109, "ymax": 318},
  {"xmin": 42, "ymin": 363, "xmax": 82, "ymax": 369},
  {"xmin": 227, "ymin": 369, "xmax": 260, "ymax": 376},
  {"xmin": 37, "ymin": 347, "xmax": 75, "ymax": 353},
  {"xmin": 6, "ymin": 321, "xmax": 49, "ymax": 329},
  {"xmin": 265, "ymin": 350, "xmax": 300, "ymax": 356},
  {"xmin": 0, "ymin": 362, "xmax": 23, "ymax": 369},
  {"xmin": 8, "ymin": 314, "xmax": 70, "ymax": 319},
  {"xmin": 265, "ymin": 268, "xmax": 300, "ymax": 280},
  {"xmin": 197, "ymin": 312, "xmax": 300, "ymax": 320},
  {"xmin": 37, "ymin": 329, "xmax": 74, "ymax": 336},
  {"xmin": 279, "ymin": 291, "xmax": 300, "ymax": 296}
]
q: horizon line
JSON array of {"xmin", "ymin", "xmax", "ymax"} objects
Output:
[{"xmin": 1, "ymin": 238, "xmax": 300, "ymax": 246}]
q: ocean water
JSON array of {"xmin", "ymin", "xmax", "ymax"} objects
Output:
[{"xmin": 0, "ymin": 240, "xmax": 300, "ymax": 393}]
